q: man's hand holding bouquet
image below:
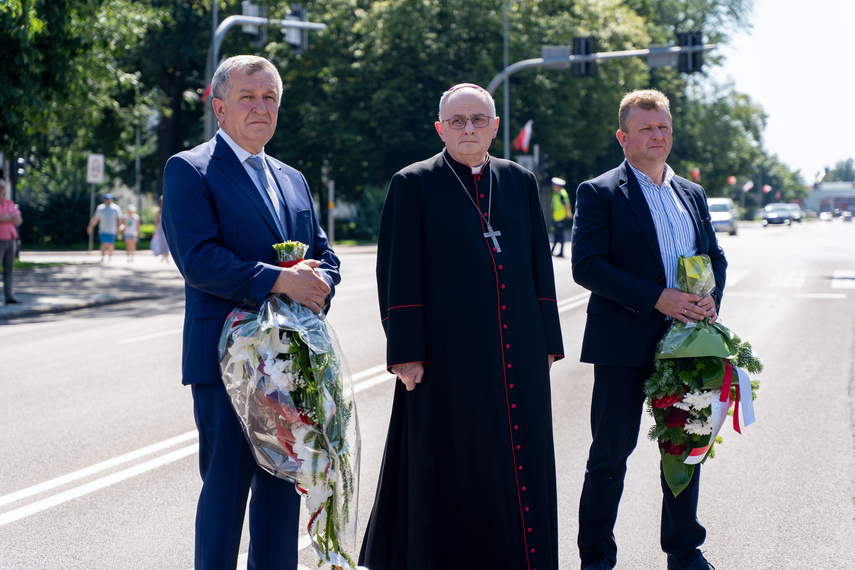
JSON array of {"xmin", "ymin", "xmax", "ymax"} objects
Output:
[{"xmin": 645, "ymin": 255, "xmax": 763, "ymax": 497}]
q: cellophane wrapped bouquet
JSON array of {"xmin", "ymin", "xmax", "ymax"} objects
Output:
[
  {"xmin": 218, "ymin": 241, "xmax": 361, "ymax": 569},
  {"xmin": 644, "ymin": 255, "xmax": 763, "ymax": 496}
]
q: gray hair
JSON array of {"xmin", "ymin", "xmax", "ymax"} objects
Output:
[
  {"xmin": 211, "ymin": 55, "xmax": 283, "ymax": 104},
  {"xmin": 438, "ymin": 83, "xmax": 497, "ymax": 120}
]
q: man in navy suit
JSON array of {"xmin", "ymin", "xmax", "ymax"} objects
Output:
[
  {"xmin": 571, "ymin": 89, "xmax": 726, "ymax": 570},
  {"xmin": 162, "ymin": 55, "xmax": 340, "ymax": 570}
]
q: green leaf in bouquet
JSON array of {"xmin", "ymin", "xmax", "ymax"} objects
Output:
[
  {"xmin": 661, "ymin": 450, "xmax": 695, "ymax": 497},
  {"xmin": 676, "ymin": 255, "xmax": 715, "ymax": 297},
  {"xmin": 656, "ymin": 321, "xmax": 741, "ymax": 360},
  {"xmin": 698, "ymin": 357, "xmax": 726, "ymax": 390}
]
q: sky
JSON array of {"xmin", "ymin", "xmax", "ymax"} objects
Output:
[{"xmin": 713, "ymin": 0, "xmax": 855, "ymax": 182}]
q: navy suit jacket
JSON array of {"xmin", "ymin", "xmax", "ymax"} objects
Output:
[
  {"xmin": 162, "ymin": 134, "xmax": 341, "ymax": 384},
  {"xmin": 570, "ymin": 160, "xmax": 726, "ymax": 367}
]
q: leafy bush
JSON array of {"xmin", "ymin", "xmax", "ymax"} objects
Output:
[{"xmin": 17, "ymin": 152, "xmax": 93, "ymax": 246}]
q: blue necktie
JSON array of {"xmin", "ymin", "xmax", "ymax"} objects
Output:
[{"xmin": 246, "ymin": 156, "xmax": 287, "ymax": 237}]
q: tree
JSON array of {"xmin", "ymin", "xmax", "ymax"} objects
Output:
[{"xmin": 824, "ymin": 158, "xmax": 855, "ymax": 182}]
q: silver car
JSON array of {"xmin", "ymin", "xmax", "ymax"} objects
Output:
[{"xmin": 707, "ymin": 197, "xmax": 738, "ymax": 235}]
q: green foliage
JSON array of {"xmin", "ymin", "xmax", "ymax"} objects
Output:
[
  {"xmin": 17, "ymin": 150, "xmax": 92, "ymax": 245},
  {"xmin": 6, "ymin": 0, "xmax": 809, "ymax": 248},
  {"xmin": 824, "ymin": 158, "xmax": 855, "ymax": 182}
]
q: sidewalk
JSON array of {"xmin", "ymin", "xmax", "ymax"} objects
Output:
[
  {"xmin": 0, "ymin": 244, "xmax": 377, "ymax": 322},
  {"xmin": 0, "ymin": 250, "xmax": 185, "ymax": 321}
]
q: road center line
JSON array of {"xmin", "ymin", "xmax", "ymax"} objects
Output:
[
  {"xmin": 0, "ymin": 431, "xmax": 198, "ymax": 508},
  {"xmin": 0, "ymin": 444, "xmax": 199, "ymax": 527}
]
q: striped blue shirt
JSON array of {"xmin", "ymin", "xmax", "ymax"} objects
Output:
[{"xmin": 629, "ymin": 162, "xmax": 697, "ymax": 289}]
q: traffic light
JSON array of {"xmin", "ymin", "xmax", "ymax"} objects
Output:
[
  {"xmin": 241, "ymin": 1, "xmax": 267, "ymax": 48},
  {"xmin": 572, "ymin": 37, "xmax": 597, "ymax": 77},
  {"xmin": 284, "ymin": 4, "xmax": 308, "ymax": 55},
  {"xmin": 12, "ymin": 156, "xmax": 25, "ymax": 183},
  {"xmin": 677, "ymin": 32, "xmax": 703, "ymax": 73}
]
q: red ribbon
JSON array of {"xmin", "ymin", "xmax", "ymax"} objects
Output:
[
  {"xmin": 720, "ymin": 360, "xmax": 733, "ymax": 402},
  {"xmin": 277, "ymin": 258, "xmax": 304, "ymax": 268}
]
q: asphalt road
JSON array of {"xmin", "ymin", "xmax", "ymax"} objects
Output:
[{"xmin": 1, "ymin": 219, "xmax": 854, "ymax": 569}]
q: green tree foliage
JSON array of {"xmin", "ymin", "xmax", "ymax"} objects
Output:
[
  {"xmin": 6, "ymin": 0, "xmax": 808, "ymax": 245},
  {"xmin": 0, "ymin": 0, "xmax": 99, "ymax": 150},
  {"xmin": 824, "ymin": 158, "xmax": 855, "ymax": 182}
]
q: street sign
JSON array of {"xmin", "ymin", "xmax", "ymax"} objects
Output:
[{"xmin": 86, "ymin": 154, "xmax": 105, "ymax": 184}]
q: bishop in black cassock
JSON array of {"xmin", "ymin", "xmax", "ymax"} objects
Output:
[{"xmin": 359, "ymin": 83, "xmax": 564, "ymax": 570}]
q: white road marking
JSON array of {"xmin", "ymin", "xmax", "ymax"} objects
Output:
[
  {"xmin": 795, "ymin": 293, "xmax": 847, "ymax": 299},
  {"xmin": 767, "ymin": 271, "xmax": 807, "ymax": 288},
  {"xmin": 0, "ymin": 444, "xmax": 198, "ymax": 527},
  {"xmin": 117, "ymin": 328, "xmax": 182, "ymax": 344},
  {"xmin": 557, "ymin": 292, "xmax": 589, "ymax": 313},
  {"xmin": 0, "ymin": 431, "xmax": 198, "ymax": 508},
  {"xmin": 725, "ymin": 292, "xmax": 780, "ymax": 298}
]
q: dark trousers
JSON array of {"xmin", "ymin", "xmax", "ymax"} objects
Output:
[
  {"xmin": 1, "ymin": 239, "xmax": 15, "ymax": 301},
  {"xmin": 578, "ymin": 364, "xmax": 705, "ymax": 569},
  {"xmin": 192, "ymin": 383, "xmax": 301, "ymax": 570},
  {"xmin": 552, "ymin": 221, "xmax": 565, "ymax": 254}
]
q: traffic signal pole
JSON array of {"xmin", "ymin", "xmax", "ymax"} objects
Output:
[
  {"xmin": 203, "ymin": 15, "xmax": 327, "ymax": 139},
  {"xmin": 485, "ymin": 43, "xmax": 716, "ymax": 95}
]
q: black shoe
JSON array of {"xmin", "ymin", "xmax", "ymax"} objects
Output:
[
  {"xmin": 681, "ymin": 552, "xmax": 715, "ymax": 570},
  {"xmin": 5, "ymin": 298, "xmax": 19, "ymax": 305}
]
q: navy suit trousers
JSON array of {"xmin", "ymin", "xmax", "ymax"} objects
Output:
[
  {"xmin": 578, "ymin": 364, "xmax": 706, "ymax": 569},
  {"xmin": 192, "ymin": 384, "xmax": 301, "ymax": 570}
]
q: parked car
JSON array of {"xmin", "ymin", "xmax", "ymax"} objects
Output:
[
  {"xmin": 819, "ymin": 211, "xmax": 834, "ymax": 221},
  {"xmin": 843, "ymin": 211, "xmax": 853, "ymax": 222},
  {"xmin": 706, "ymin": 197, "xmax": 738, "ymax": 235},
  {"xmin": 762, "ymin": 204, "xmax": 794, "ymax": 226}
]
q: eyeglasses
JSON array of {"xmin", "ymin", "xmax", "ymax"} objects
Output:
[{"xmin": 441, "ymin": 114, "xmax": 495, "ymax": 129}]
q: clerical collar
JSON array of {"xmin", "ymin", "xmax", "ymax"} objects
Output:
[{"xmin": 444, "ymin": 150, "xmax": 490, "ymax": 175}]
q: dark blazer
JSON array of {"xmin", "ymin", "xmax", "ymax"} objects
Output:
[
  {"xmin": 570, "ymin": 160, "xmax": 726, "ymax": 367},
  {"xmin": 162, "ymin": 134, "xmax": 341, "ymax": 384}
]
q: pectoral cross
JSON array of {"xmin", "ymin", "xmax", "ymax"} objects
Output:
[{"xmin": 483, "ymin": 224, "xmax": 502, "ymax": 253}]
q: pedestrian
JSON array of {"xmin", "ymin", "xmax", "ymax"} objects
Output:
[
  {"xmin": 161, "ymin": 55, "xmax": 340, "ymax": 570},
  {"xmin": 120, "ymin": 204, "xmax": 140, "ymax": 261},
  {"xmin": 86, "ymin": 193, "xmax": 122, "ymax": 262},
  {"xmin": 359, "ymin": 82, "xmax": 565, "ymax": 570},
  {"xmin": 0, "ymin": 179, "xmax": 22, "ymax": 305},
  {"xmin": 550, "ymin": 176, "xmax": 572, "ymax": 257},
  {"xmin": 149, "ymin": 195, "xmax": 169, "ymax": 262},
  {"xmin": 570, "ymin": 89, "xmax": 726, "ymax": 570}
]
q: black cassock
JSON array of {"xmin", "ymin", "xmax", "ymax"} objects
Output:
[{"xmin": 359, "ymin": 151, "xmax": 564, "ymax": 570}]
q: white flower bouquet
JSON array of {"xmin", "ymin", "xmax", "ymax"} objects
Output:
[{"xmin": 218, "ymin": 241, "xmax": 361, "ymax": 569}]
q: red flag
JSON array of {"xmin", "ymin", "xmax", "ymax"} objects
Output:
[
  {"xmin": 762, "ymin": 184, "xmax": 772, "ymax": 194},
  {"xmin": 202, "ymin": 84, "xmax": 213, "ymax": 103},
  {"xmin": 513, "ymin": 120, "xmax": 533, "ymax": 153},
  {"xmin": 691, "ymin": 167, "xmax": 700, "ymax": 183}
]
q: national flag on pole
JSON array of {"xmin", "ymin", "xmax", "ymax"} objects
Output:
[
  {"xmin": 513, "ymin": 120, "xmax": 534, "ymax": 153},
  {"xmin": 762, "ymin": 184, "xmax": 772, "ymax": 194},
  {"xmin": 202, "ymin": 84, "xmax": 213, "ymax": 103},
  {"xmin": 742, "ymin": 181, "xmax": 754, "ymax": 192}
]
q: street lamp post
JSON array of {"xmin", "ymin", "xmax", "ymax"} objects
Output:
[{"xmin": 503, "ymin": 1, "xmax": 511, "ymax": 159}]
